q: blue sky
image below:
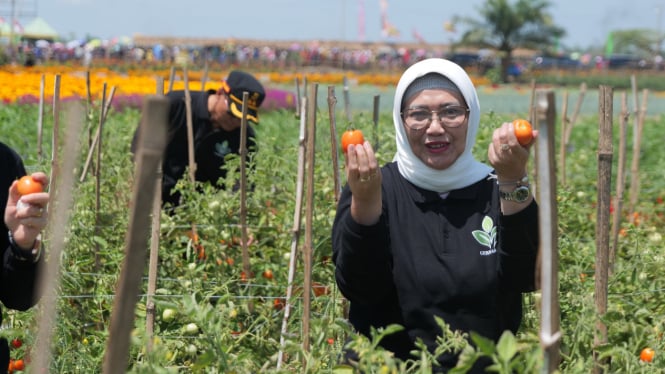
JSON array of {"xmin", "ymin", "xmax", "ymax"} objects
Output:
[{"xmin": 25, "ymin": 0, "xmax": 665, "ymax": 48}]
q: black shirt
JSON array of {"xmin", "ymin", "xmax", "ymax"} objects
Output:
[
  {"xmin": 132, "ymin": 90, "xmax": 256, "ymax": 206},
  {"xmin": 332, "ymin": 162, "xmax": 539, "ymax": 371},
  {"xmin": 0, "ymin": 142, "xmax": 42, "ymax": 345}
]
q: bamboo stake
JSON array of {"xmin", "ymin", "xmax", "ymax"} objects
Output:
[
  {"xmin": 628, "ymin": 89, "xmax": 648, "ymax": 217},
  {"xmin": 372, "ymin": 94, "xmax": 380, "ymax": 150},
  {"xmin": 327, "ymin": 86, "xmax": 341, "ymax": 203},
  {"xmin": 593, "ymin": 85, "xmax": 613, "ymax": 374},
  {"xmin": 200, "ymin": 60, "xmax": 209, "ymax": 90},
  {"xmin": 86, "ymin": 70, "xmax": 93, "ymax": 162},
  {"xmin": 239, "ymin": 92, "xmax": 253, "ymax": 312},
  {"xmin": 146, "ymin": 78, "xmax": 167, "ymax": 352},
  {"xmin": 563, "ymin": 82, "xmax": 587, "ymax": 147},
  {"xmin": 302, "ymin": 83, "xmax": 318, "ymax": 358},
  {"xmin": 32, "ymin": 102, "xmax": 85, "ymax": 372},
  {"xmin": 277, "ymin": 98, "xmax": 308, "ymax": 369},
  {"xmin": 294, "ymin": 76, "xmax": 301, "ymax": 118},
  {"xmin": 167, "ymin": 66, "xmax": 176, "ymax": 93},
  {"xmin": 558, "ymin": 90, "xmax": 569, "ymax": 186},
  {"xmin": 535, "ymin": 90, "xmax": 560, "ymax": 374},
  {"xmin": 527, "ymin": 79, "xmax": 536, "ymax": 123},
  {"xmin": 343, "ymin": 75, "xmax": 351, "ymax": 123},
  {"xmin": 93, "ymin": 84, "xmax": 107, "ymax": 272},
  {"xmin": 37, "ymin": 74, "xmax": 45, "ymax": 162},
  {"xmin": 50, "ymin": 74, "xmax": 61, "ymax": 196},
  {"xmin": 79, "ymin": 86, "xmax": 117, "ymax": 182},
  {"xmin": 102, "ymin": 96, "xmax": 169, "ymax": 374},
  {"xmin": 609, "ymin": 92, "xmax": 629, "ymax": 273},
  {"xmin": 182, "ymin": 67, "xmax": 203, "ymax": 260}
]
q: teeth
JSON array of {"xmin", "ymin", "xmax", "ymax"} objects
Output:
[{"xmin": 428, "ymin": 144, "xmax": 446, "ymax": 148}]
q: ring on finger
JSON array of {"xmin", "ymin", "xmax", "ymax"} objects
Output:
[
  {"xmin": 500, "ymin": 143, "xmax": 510, "ymax": 151},
  {"xmin": 36, "ymin": 207, "xmax": 44, "ymax": 217},
  {"xmin": 359, "ymin": 176, "xmax": 370, "ymax": 182}
]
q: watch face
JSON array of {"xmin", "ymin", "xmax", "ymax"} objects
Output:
[{"xmin": 514, "ymin": 186, "xmax": 530, "ymax": 202}]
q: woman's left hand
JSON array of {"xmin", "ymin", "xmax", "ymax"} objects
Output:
[
  {"xmin": 488, "ymin": 121, "xmax": 538, "ymax": 181},
  {"xmin": 4, "ymin": 172, "xmax": 50, "ymax": 250}
]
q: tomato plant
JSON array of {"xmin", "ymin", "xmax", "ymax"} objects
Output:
[
  {"xmin": 513, "ymin": 119, "xmax": 533, "ymax": 146},
  {"xmin": 341, "ymin": 129, "xmax": 365, "ymax": 153},
  {"xmin": 16, "ymin": 175, "xmax": 43, "ymax": 196},
  {"xmin": 640, "ymin": 347, "xmax": 655, "ymax": 362}
]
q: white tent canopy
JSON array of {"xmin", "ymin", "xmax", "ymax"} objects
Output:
[{"xmin": 21, "ymin": 17, "xmax": 59, "ymax": 40}]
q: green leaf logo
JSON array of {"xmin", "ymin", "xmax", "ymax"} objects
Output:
[{"xmin": 471, "ymin": 215, "xmax": 496, "ymax": 256}]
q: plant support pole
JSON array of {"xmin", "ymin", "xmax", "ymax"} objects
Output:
[
  {"xmin": 593, "ymin": 85, "xmax": 613, "ymax": 374},
  {"xmin": 535, "ymin": 90, "xmax": 560, "ymax": 374},
  {"xmin": 102, "ymin": 96, "xmax": 169, "ymax": 374},
  {"xmin": 327, "ymin": 86, "xmax": 341, "ymax": 202}
]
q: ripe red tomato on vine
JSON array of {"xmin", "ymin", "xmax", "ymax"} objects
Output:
[
  {"xmin": 16, "ymin": 175, "xmax": 44, "ymax": 196},
  {"xmin": 512, "ymin": 119, "xmax": 533, "ymax": 146},
  {"xmin": 341, "ymin": 129, "xmax": 365, "ymax": 153},
  {"xmin": 640, "ymin": 347, "xmax": 655, "ymax": 362}
]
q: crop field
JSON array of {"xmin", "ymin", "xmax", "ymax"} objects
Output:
[{"xmin": 1, "ymin": 66, "xmax": 665, "ymax": 373}]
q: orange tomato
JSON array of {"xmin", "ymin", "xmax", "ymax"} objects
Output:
[
  {"xmin": 273, "ymin": 298, "xmax": 285, "ymax": 310},
  {"xmin": 262, "ymin": 269, "xmax": 274, "ymax": 280},
  {"xmin": 16, "ymin": 175, "xmax": 44, "ymax": 196},
  {"xmin": 513, "ymin": 119, "xmax": 533, "ymax": 146},
  {"xmin": 13, "ymin": 359, "xmax": 24, "ymax": 371},
  {"xmin": 341, "ymin": 129, "xmax": 365, "ymax": 153},
  {"xmin": 640, "ymin": 347, "xmax": 655, "ymax": 362}
]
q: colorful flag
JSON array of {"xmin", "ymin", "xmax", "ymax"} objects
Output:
[{"xmin": 358, "ymin": 0, "xmax": 365, "ymax": 41}]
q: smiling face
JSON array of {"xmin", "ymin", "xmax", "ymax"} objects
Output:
[{"xmin": 401, "ymin": 89, "xmax": 468, "ymax": 170}]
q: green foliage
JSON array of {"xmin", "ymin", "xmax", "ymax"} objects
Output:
[{"xmin": 2, "ymin": 86, "xmax": 665, "ymax": 372}]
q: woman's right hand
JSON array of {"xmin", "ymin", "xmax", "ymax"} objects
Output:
[{"xmin": 344, "ymin": 142, "xmax": 382, "ymax": 225}]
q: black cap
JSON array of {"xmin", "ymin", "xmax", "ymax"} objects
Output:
[{"xmin": 219, "ymin": 71, "xmax": 265, "ymax": 123}]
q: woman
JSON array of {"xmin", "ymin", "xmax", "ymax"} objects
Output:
[
  {"xmin": 332, "ymin": 58, "xmax": 539, "ymax": 372},
  {"xmin": 1, "ymin": 142, "xmax": 48, "ymax": 371}
]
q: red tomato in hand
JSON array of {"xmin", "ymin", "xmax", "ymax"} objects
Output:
[
  {"xmin": 16, "ymin": 175, "xmax": 44, "ymax": 196},
  {"xmin": 341, "ymin": 129, "xmax": 365, "ymax": 153},
  {"xmin": 513, "ymin": 119, "xmax": 533, "ymax": 146}
]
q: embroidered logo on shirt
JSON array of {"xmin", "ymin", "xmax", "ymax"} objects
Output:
[
  {"xmin": 472, "ymin": 216, "xmax": 497, "ymax": 256},
  {"xmin": 215, "ymin": 141, "xmax": 231, "ymax": 158}
]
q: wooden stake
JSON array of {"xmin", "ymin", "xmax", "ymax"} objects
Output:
[
  {"xmin": 294, "ymin": 76, "xmax": 301, "ymax": 118},
  {"xmin": 327, "ymin": 86, "xmax": 341, "ymax": 203},
  {"xmin": 50, "ymin": 74, "xmax": 61, "ymax": 196},
  {"xmin": 80, "ymin": 86, "xmax": 117, "ymax": 182},
  {"xmin": 593, "ymin": 85, "xmax": 613, "ymax": 374},
  {"xmin": 343, "ymin": 75, "xmax": 351, "ymax": 123},
  {"xmin": 32, "ymin": 102, "xmax": 85, "ymax": 372},
  {"xmin": 372, "ymin": 94, "xmax": 380, "ymax": 150},
  {"xmin": 609, "ymin": 92, "xmax": 629, "ymax": 273},
  {"xmin": 168, "ymin": 66, "xmax": 176, "ymax": 93},
  {"xmin": 277, "ymin": 98, "xmax": 308, "ymax": 369},
  {"xmin": 102, "ymin": 96, "xmax": 169, "ymax": 374},
  {"xmin": 628, "ymin": 89, "xmax": 648, "ymax": 217},
  {"xmin": 563, "ymin": 82, "xmax": 587, "ymax": 147},
  {"xmin": 558, "ymin": 90, "xmax": 569, "ymax": 186},
  {"xmin": 239, "ymin": 91, "xmax": 253, "ymax": 312},
  {"xmin": 37, "ymin": 74, "xmax": 45, "ymax": 162},
  {"xmin": 145, "ymin": 78, "xmax": 167, "ymax": 352},
  {"xmin": 302, "ymin": 83, "xmax": 318, "ymax": 358},
  {"xmin": 535, "ymin": 90, "xmax": 560, "ymax": 374}
]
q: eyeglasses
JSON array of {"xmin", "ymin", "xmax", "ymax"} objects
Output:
[{"xmin": 401, "ymin": 105, "xmax": 470, "ymax": 131}]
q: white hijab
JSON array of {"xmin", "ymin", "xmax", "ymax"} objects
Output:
[{"xmin": 393, "ymin": 58, "xmax": 492, "ymax": 193}]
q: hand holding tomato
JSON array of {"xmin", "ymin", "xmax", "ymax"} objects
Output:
[
  {"xmin": 488, "ymin": 121, "xmax": 536, "ymax": 184},
  {"xmin": 513, "ymin": 119, "xmax": 534, "ymax": 146},
  {"xmin": 5, "ymin": 172, "xmax": 50, "ymax": 251},
  {"xmin": 341, "ymin": 129, "xmax": 365, "ymax": 153}
]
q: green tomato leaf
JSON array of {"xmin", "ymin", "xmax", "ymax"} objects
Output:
[{"xmin": 496, "ymin": 330, "xmax": 517, "ymax": 363}]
